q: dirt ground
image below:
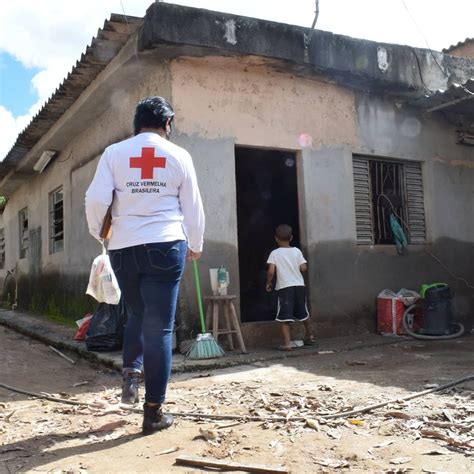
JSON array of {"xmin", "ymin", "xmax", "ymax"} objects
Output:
[{"xmin": 0, "ymin": 326, "xmax": 473, "ymax": 474}]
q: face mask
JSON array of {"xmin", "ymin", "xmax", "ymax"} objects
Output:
[{"xmin": 165, "ymin": 120, "xmax": 173, "ymax": 140}]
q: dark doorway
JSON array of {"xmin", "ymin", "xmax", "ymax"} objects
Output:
[{"xmin": 235, "ymin": 147, "xmax": 300, "ymax": 322}]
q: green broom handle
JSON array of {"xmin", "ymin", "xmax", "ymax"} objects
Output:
[{"xmin": 192, "ymin": 259, "xmax": 206, "ymax": 333}]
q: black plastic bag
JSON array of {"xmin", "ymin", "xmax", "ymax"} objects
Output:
[{"xmin": 85, "ymin": 299, "xmax": 127, "ymax": 352}]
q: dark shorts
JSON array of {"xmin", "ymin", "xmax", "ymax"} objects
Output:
[{"xmin": 276, "ymin": 286, "xmax": 309, "ymax": 322}]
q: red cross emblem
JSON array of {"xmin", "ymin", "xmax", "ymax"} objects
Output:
[{"xmin": 130, "ymin": 147, "xmax": 166, "ymax": 179}]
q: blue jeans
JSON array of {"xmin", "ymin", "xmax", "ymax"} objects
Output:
[{"xmin": 109, "ymin": 240, "xmax": 186, "ymax": 404}]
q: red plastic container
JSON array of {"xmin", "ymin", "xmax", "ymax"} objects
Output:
[{"xmin": 377, "ymin": 294, "xmax": 406, "ymax": 335}]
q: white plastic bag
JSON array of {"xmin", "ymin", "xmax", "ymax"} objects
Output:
[
  {"xmin": 86, "ymin": 245, "xmax": 121, "ymax": 304},
  {"xmin": 396, "ymin": 288, "xmax": 420, "ymax": 306}
]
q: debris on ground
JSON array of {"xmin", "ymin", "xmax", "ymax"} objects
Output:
[{"xmin": 1, "ymin": 326, "xmax": 473, "ymax": 473}]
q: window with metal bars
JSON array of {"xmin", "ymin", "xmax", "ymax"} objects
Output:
[
  {"xmin": 49, "ymin": 187, "xmax": 64, "ymax": 254},
  {"xmin": 0, "ymin": 228, "xmax": 5, "ymax": 269},
  {"xmin": 353, "ymin": 156, "xmax": 426, "ymax": 245},
  {"xmin": 19, "ymin": 207, "xmax": 29, "ymax": 258}
]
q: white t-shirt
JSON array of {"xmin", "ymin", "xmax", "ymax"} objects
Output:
[
  {"xmin": 85, "ymin": 132, "xmax": 205, "ymax": 251},
  {"xmin": 267, "ymin": 247, "xmax": 307, "ymax": 290}
]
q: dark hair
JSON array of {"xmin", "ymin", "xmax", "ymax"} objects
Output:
[
  {"xmin": 133, "ymin": 96, "xmax": 175, "ymax": 135},
  {"xmin": 275, "ymin": 224, "xmax": 292, "ymax": 242}
]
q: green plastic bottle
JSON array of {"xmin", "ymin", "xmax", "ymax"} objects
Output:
[{"xmin": 217, "ymin": 266, "xmax": 228, "ymax": 295}]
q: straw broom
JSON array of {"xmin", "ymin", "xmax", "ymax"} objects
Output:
[{"xmin": 186, "ymin": 260, "xmax": 225, "ymax": 359}]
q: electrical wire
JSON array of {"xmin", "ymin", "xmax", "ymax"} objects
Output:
[
  {"xmin": 409, "ymin": 47, "xmax": 433, "ymax": 94},
  {"xmin": 377, "ymin": 192, "xmax": 474, "ymax": 290},
  {"xmin": 304, "ymin": 0, "xmax": 320, "ymax": 51},
  {"xmin": 119, "ymin": 0, "xmax": 140, "ymax": 65},
  {"xmin": 400, "ymin": 0, "xmax": 449, "ymax": 78}
]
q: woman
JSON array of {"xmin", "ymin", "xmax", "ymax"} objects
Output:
[{"xmin": 85, "ymin": 96, "xmax": 205, "ymax": 435}]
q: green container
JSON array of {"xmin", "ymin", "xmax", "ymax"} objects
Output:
[{"xmin": 419, "ymin": 282, "xmax": 447, "ymax": 299}]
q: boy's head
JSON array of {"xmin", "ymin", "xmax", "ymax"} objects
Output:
[{"xmin": 275, "ymin": 224, "xmax": 293, "ymax": 244}]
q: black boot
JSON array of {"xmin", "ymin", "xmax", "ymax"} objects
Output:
[
  {"xmin": 142, "ymin": 403, "xmax": 174, "ymax": 435},
  {"xmin": 121, "ymin": 370, "xmax": 141, "ymax": 405}
]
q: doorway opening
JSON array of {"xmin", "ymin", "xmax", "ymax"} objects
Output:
[{"xmin": 235, "ymin": 146, "xmax": 301, "ymax": 323}]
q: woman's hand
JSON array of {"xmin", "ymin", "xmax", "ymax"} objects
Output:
[{"xmin": 187, "ymin": 250, "xmax": 202, "ymax": 261}]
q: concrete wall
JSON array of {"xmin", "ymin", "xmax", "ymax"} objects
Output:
[
  {"xmin": 301, "ymin": 97, "xmax": 473, "ymax": 333},
  {"xmin": 169, "ymin": 56, "xmax": 474, "ymax": 341},
  {"xmin": 0, "ymin": 57, "xmax": 172, "ymax": 319},
  {"xmin": 1, "ymin": 51, "xmax": 473, "ymax": 341}
]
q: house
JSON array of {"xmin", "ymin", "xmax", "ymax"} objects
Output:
[
  {"xmin": 443, "ymin": 38, "xmax": 474, "ymax": 59},
  {"xmin": 0, "ymin": 3, "xmax": 473, "ymax": 344}
]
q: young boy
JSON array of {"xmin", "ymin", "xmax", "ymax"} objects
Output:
[{"xmin": 266, "ymin": 224, "xmax": 314, "ymax": 350}]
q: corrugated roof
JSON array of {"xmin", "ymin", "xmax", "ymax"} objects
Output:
[
  {"xmin": 443, "ymin": 38, "xmax": 474, "ymax": 54},
  {"xmin": 410, "ymin": 79, "xmax": 474, "ymax": 118},
  {"xmin": 0, "ymin": 13, "xmax": 142, "ymax": 176}
]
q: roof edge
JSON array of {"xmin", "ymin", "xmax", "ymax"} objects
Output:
[{"xmin": 0, "ymin": 14, "xmax": 142, "ymax": 175}]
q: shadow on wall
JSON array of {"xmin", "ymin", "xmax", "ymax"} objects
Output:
[
  {"xmin": 177, "ymin": 236, "xmax": 473, "ymax": 344},
  {"xmin": 176, "ymin": 239, "xmax": 239, "ymax": 342},
  {"xmin": 308, "ymin": 237, "xmax": 474, "ymax": 333},
  {"xmin": 12, "ymin": 272, "xmax": 96, "ymax": 325}
]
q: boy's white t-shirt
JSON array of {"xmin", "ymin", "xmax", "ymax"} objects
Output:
[{"xmin": 267, "ymin": 247, "xmax": 307, "ymax": 290}]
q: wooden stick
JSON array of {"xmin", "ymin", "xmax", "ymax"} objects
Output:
[
  {"xmin": 0, "ymin": 383, "xmax": 90, "ymax": 406},
  {"xmin": 1, "ymin": 374, "xmax": 472, "ymax": 423},
  {"xmin": 175, "ymin": 455, "xmax": 289, "ymax": 473},
  {"xmin": 48, "ymin": 345, "xmax": 76, "ymax": 365},
  {"xmin": 322, "ymin": 374, "xmax": 474, "ymax": 419},
  {"xmin": 423, "ymin": 420, "xmax": 472, "ymax": 431}
]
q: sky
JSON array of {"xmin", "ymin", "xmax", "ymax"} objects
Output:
[{"xmin": 0, "ymin": 0, "xmax": 472, "ymax": 159}]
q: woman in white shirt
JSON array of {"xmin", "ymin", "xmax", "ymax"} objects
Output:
[{"xmin": 86, "ymin": 97, "xmax": 205, "ymax": 435}]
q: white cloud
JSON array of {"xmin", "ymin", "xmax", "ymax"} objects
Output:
[
  {"xmin": 1, "ymin": 0, "xmax": 473, "ymax": 160},
  {"xmin": 0, "ymin": 105, "xmax": 34, "ymax": 159},
  {"xmin": 0, "ymin": 0, "xmax": 152, "ymax": 159}
]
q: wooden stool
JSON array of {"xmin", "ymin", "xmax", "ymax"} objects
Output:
[{"xmin": 204, "ymin": 295, "xmax": 247, "ymax": 353}]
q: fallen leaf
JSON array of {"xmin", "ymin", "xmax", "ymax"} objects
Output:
[
  {"xmin": 305, "ymin": 419, "xmax": 319, "ymax": 430},
  {"xmin": 326, "ymin": 428, "xmax": 342, "ymax": 440},
  {"xmin": 348, "ymin": 419, "xmax": 364, "ymax": 426},
  {"xmin": 94, "ymin": 419, "xmax": 127, "ymax": 432},
  {"xmin": 422, "ymin": 448, "xmax": 451, "ymax": 456},
  {"xmin": 155, "ymin": 447, "xmax": 180, "ymax": 456},
  {"xmin": 4, "ymin": 410, "xmax": 16, "ymax": 422},
  {"xmin": 390, "ymin": 456, "xmax": 412, "ymax": 465},
  {"xmin": 103, "ymin": 429, "xmax": 126, "ymax": 441},
  {"xmin": 420, "ymin": 429, "xmax": 473, "ymax": 448},
  {"xmin": 374, "ymin": 440, "xmax": 394, "ymax": 448},
  {"xmin": 405, "ymin": 419, "xmax": 424, "ymax": 430},
  {"xmin": 442, "ymin": 410, "xmax": 455, "ymax": 423},
  {"xmin": 385, "ymin": 411, "xmax": 411, "ymax": 420},
  {"xmin": 312, "ymin": 457, "xmax": 349, "ymax": 468}
]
